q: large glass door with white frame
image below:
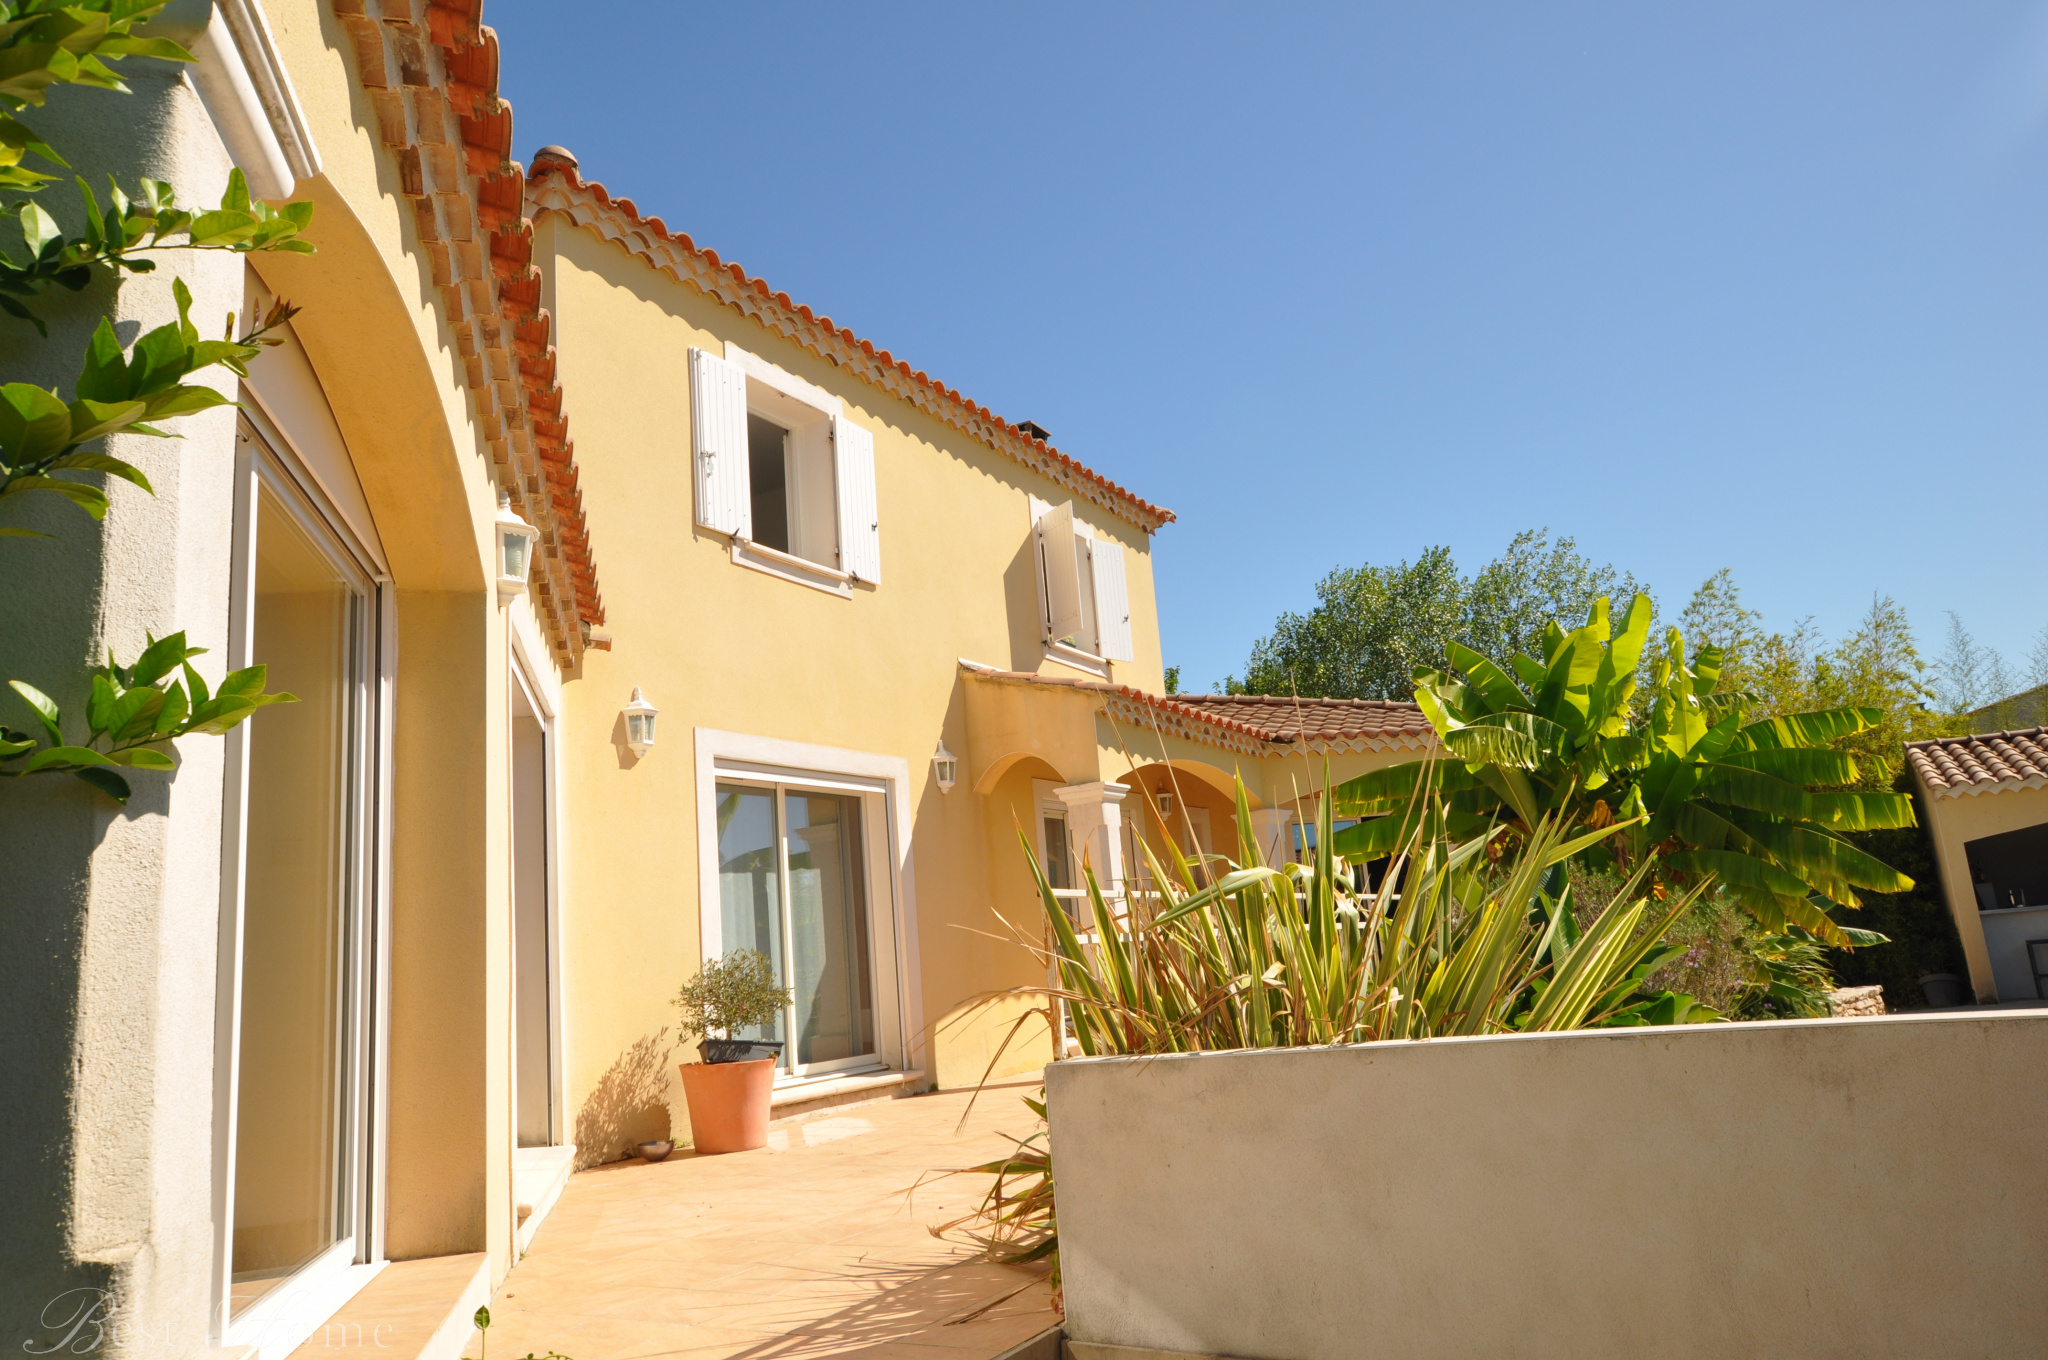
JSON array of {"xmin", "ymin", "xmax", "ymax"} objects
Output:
[
  {"xmin": 714, "ymin": 779, "xmax": 877, "ymax": 1076},
  {"xmin": 219, "ymin": 423, "xmax": 382, "ymax": 1343}
]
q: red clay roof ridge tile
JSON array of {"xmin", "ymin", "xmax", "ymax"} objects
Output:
[{"xmin": 958, "ymin": 661, "xmax": 1437, "ymax": 755}]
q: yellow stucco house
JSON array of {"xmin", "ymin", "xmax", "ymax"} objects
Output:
[
  {"xmin": 0, "ymin": 2, "xmax": 1435, "ymax": 1357},
  {"xmin": 1907, "ymin": 728, "xmax": 2048, "ymax": 1003}
]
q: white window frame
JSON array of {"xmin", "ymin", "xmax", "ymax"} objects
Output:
[
  {"xmin": 505, "ymin": 632, "xmax": 567, "ymax": 1149},
  {"xmin": 1029, "ymin": 495, "xmax": 1116, "ymax": 676},
  {"xmin": 694, "ymin": 729, "xmax": 922, "ymax": 1080},
  {"xmin": 213, "ymin": 411, "xmax": 395, "ymax": 1359},
  {"xmin": 721, "ymin": 343, "xmax": 860, "ymax": 597}
]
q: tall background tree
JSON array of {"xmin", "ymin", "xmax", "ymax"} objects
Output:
[{"xmin": 1230, "ymin": 530, "xmax": 1645, "ymax": 699}]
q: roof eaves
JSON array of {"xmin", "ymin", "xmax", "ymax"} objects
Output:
[
  {"xmin": 526, "ymin": 165, "xmax": 1176, "ymax": 536},
  {"xmin": 332, "ymin": 0, "xmax": 604, "ymax": 661}
]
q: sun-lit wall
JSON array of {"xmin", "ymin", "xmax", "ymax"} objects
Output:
[{"xmin": 536, "ymin": 212, "xmax": 1168, "ymax": 1137}]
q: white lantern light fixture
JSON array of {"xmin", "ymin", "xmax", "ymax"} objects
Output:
[
  {"xmin": 623, "ymin": 687, "xmax": 658, "ymax": 758},
  {"xmin": 494, "ymin": 489, "xmax": 540, "ymax": 603},
  {"xmin": 1156, "ymin": 781, "xmax": 1174, "ymax": 815},
  {"xmin": 932, "ymin": 739, "xmax": 958, "ymax": 793}
]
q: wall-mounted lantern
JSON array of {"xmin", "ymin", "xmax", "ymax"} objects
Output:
[
  {"xmin": 932, "ymin": 739, "xmax": 958, "ymax": 793},
  {"xmin": 1156, "ymin": 781, "xmax": 1174, "ymax": 815},
  {"xmin": 495, "ymin": 489, "xmax": 539, "ymax": 603},
  {"xmin": 623, "ymin": 687, "xmax": 659, "ymax": 757}
]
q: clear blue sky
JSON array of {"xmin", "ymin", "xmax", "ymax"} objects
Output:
[{"xmin": 489, "ymin": 1, "xmax": 2048, "ymax": 693}]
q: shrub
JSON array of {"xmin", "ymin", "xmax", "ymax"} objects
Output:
[{"xmin": 673, "ymin": 950, "xmax": 789, "ymax": 1041}]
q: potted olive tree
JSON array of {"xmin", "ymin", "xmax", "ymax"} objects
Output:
[{"xmin": 675, "ymin": 951, "xmax": 791, "ymax": 1154}]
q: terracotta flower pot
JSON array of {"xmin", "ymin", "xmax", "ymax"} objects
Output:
[{"xmin": 678, "ymin": 1056, "xmax": 776, "ymax": 1153}]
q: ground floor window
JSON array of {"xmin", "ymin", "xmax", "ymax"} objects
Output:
[{"xmin": 715, "ymin": 780, "xmax": 877, "ymax": 1075}]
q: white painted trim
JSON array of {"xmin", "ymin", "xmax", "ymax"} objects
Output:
[
  {"xmin": 215, "ymin": 0, "xmax": 320, "ymax": 180},
  {"xmin": 725, "ymin": 341, "xmax": 844, "ymax": 415},
  {"xmin": 693, "ymin": 729, "xmax": 923, "ymax": 1076},
  {"xmin": 1045, "ymin": 640, "xmax": 1112, "ymax": 679},
  {"xmin": 210, "ymin": 433, "xmax": 258, "ymax": 1341},
  {"xmin": 228, "ymin": 1255, "xmax": 386, "ymax": 1360},
  {"xmin": 506, "ymin": 632, "xmax": 568, "ymax": 1155},
  {"xmin": 416, "ymin": 1256, "xmax": 493, "ymax": 1360},
  {"xmin": 213, "ymin": 419, "xmax": 390, "ymax": 1338},
  {"xmin": 730, "ymin": 535, "xmax": 853, "ymax": 598}
]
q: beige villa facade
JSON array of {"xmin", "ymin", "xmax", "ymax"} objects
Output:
[
  {"xmin": 0, "ymin": 2, "xmax": 1432, "ymax": 1358},
  {"xmin": 1907, "ymin": 728, "xmax": 2048, "ymax": 1002}
]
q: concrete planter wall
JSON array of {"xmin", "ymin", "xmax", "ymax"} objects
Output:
[{"xmin": 1048, "ymin": 1011, "xmax": 2048, "ymax": 1360}]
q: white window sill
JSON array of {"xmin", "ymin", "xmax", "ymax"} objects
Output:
[
  {"xmin": 1044, "ymin": 639, "xmax": 1110, "ymax": 678},
  {"xmin": 731, "ymin": 536, "xmax": 852, "ymax": 598}
]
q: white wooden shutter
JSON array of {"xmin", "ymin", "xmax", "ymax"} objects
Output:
[
  {"xmin": 1036, "ymin": 500, "xmax": 1084, "ymax": 644},
  {"xmin": 832, "ymin": 412, "xmax": 881, "ymax": 584},
  {"xmin": 690, "ymin": 347, "xmax": 751, "ymax": 537},
  {"xmin": 1090, "ymin": 537, "xmax": 1133, "ymax": 661}
]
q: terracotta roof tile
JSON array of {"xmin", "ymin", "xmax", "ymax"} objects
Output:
[
  {"xmin": 524, "ymin": 163, "xmax": 1175, "ymax": 534},
  {"xmin": 331, "ymin": 0, "xmax": 603, "ymax": 656},
  {"xmin": 1906, "ymin": 728, "xmax": 2048, "ymax": 798},
  {"xmin": 958, "ymin": 662, "xmax": 1437, "ymax": 756},
  {"xmin": 1170, "ymin": 694, "xmax": 1439, "ymax": 745}
]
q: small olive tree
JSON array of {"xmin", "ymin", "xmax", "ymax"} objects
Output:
[{"xmin": 674, "ymin": 950, "xmax": 791, "ymax": 1053}]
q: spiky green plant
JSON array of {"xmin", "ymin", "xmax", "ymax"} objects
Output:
[
  {"xmin": 939, "ymin": 771, "xmax": 1724, "ymax": 1290},
  {"xmin": 1327, "ymin": 593, "xmax": 1914, "ymax": 945}
]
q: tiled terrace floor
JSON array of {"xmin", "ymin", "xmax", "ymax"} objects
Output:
[{"xmin": 473, "ymin": 1076, "xmax": 1059, "ymax": 1360}]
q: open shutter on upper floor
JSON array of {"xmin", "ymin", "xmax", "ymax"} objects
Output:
[
  {"xmin": 690, "ymin": 347, "xmax": 751, "ymax": 537},
  {"xmin": 1090, "ymin": 537, "xmax": 1134, "ymax": 661},
  {"xmin": 1036, "ymin": 500, "xmax": 1084, "ymax": 645},
  {"xmin": 832, "ymin": 412, "xmax": 881, "ymax": 584}
]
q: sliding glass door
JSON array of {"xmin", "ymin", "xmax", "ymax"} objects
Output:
[
  {"xmin": 220, "ymin": 422, "xmax": 381, "ymax": 1342},
  {"xmin": 715, "ymin": 780, "xmax": 877, "ymax": 1076}
]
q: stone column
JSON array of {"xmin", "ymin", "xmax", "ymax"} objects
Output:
[
  {"xmin": 1249, "ymin": 808, "xmax": 1298, "ymax": 867},
  {"xmin": 1055, "ymin": 782, "xmax": 1132, "ymax": 897}
]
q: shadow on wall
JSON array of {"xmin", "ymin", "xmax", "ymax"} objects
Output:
[{"xmin": 573, "ymin": 1027, "xmax": 674, "ymax": 1169}]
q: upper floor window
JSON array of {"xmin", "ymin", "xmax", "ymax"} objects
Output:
[
  {"xmin": 1031, "ymin": 496, "xmax": 1134, "ymax": 672},
  {"xmin": 690, "ymin": 344, "xmax": 881, "ymax": 596}
]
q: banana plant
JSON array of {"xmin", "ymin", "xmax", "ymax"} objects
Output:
[
  {"xmin": 2, "ymin": 630, "xmax": 293, "ymax": 802},
  {"xmin": 1328, "ymin": 593, "xmax": 1913, "ymax": 945}
]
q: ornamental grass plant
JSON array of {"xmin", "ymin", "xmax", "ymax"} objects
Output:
[{"xmin": 936, "ymin": 762, "xmax": 1723, "ymax": 1291}]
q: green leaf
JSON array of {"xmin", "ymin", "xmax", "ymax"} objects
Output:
[
  {"xmin": 8, "ymin": 678, "xmax": 62, "ymax": 745},
  {"xmin": 0, "ymin": 474, "xmax": 106, "ymax": 517},
  {"xmin": 85, "ymin": 671, "xmax": 119, "ymax": 735},
  {"xmin": 1736, "ymin": 707, "xmax": 1880, "ymax": 753},
  {"xmin": 106, "ymin": 745, "xmax": 172, "ymax": 769},
  {"xmin": 19, "ymin": 743, "xmax": 117, "ymax": 773},
  {"xmin": 17, "ymin": 199, "xmax": 57, "ymax": 254},
  {"xmin": 1444, "ymin": 723, "xmax": 1540, "ymax": 769},
  {"xmin": 49, "ymin": 445, "xmax": 150, "ymax": 491},
  {"xmin": 129, "ymin": 631, "xmax": 195, "ymax": 686},
  {"xmin": 71, "ymin": 766, "xmax": 129, "ymax": 802},
  {"xmin": 61, "ymin": 398, "xmax": 152, "ymax": 448},
  {"xmin": 0, "ymin": 524, "xmax": 51, "ymax": 537},
  {"xmin": 0, "ymin": 381, "xmax": 72, "ymax": 461},
  {"xmin": 152, "ymin": 678, "xmax": 187, "ymax": 734}
]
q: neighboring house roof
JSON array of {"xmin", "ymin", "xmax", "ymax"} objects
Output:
[
  {"xmin": 1905, "ymin": 728, "xmax": 2048, "ymax": 799},
  {"xmin": 523, "ymin": 156, "xmax": 1175, "ymax": 535},
  {"xmin": 958, "ymin": 661, "xmax": 1438, "ymax": 758},
  {"xmin": 1968, "ymin": 683, "xmax": 2048, "ymax": 734},
  {"xmin": 1171, "ymin": 693, "xmax": 1439, "ymax": 748},
  {"xmin": 332, "ymin": 0, "xmax": 604, "ymax": 661}
]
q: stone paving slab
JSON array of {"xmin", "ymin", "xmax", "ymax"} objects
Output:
[{"xmin": 476, "ymin": 1076, "xmax": 1058, "ymax": 1360}]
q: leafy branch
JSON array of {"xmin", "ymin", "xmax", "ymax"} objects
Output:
[
  {"xmin": 2, "ymin": 630, "xmax": 295, "ymax": 802},
  {"xmin": 0, "ymin": 0, "xmax": 195, "ymax": 190},
  {"xmin": 1, "ymin": 167, "xmax": 313, "ymax": 331},
  {"xmin": 0, "ymin": 275, "xmax": 296, "ymax": 535}
]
